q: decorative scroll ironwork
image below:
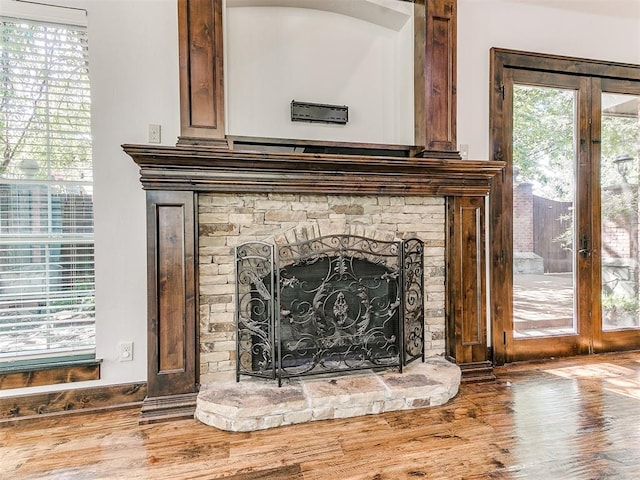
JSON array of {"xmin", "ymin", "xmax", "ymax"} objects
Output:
[
  {"xmin": 278, "ymin": 235, "xmax": 402, "ymax": 382},
  {"xmin": 235, "ymin": 242, "xmax": 275, "ymax": 381},
  {"xmin": 402, "ymin": 238, "xmax": 425, "ymax": 364},
  {"xmin": 235, "ymin": 235, "xmax": 425, "ymax": 385}
]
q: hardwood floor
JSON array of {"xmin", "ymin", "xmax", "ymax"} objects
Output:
[{"xmin": 2, "ymin": 351, "xmax": 640, "ymax": 479}]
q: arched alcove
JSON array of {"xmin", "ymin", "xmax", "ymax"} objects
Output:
[{"xmin": 225, "ymin": 0, "xmax": 414, "ymax": 144}]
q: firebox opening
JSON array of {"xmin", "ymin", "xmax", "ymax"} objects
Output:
[
  {"xmin": 236, "ymin": 234, "xmax": 425, "ymax": 385},
  {"xmin": 279, "ymin": 256, "xmax": 400, "ymax": 371}
]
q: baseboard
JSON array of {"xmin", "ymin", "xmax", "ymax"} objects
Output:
[
  {"xmin": 0, "ymin": 359, "xmax": 102, "ymax": 390},
  {"xmin": 459, "ymin": 361, "xmax": 496, "ymax": 382},
  {"xmin": 0, "ymin": 382, "xmax": 147, "ymax": 424},
  {"xmin": 139, "ymin": 392, "xmax": 198, "ymax": 424}
]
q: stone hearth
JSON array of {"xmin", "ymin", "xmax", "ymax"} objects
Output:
[{"xmin": 195, "ymin": 357, "xmax": 460, "ymax": 432}]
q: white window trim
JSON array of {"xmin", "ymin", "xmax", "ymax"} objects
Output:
[{"xmin": 0, "ymin": 0, "xmax": 86, "ymax": 27}]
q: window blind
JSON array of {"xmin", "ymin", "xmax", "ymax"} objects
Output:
[{"xmin": 0, "ymin": 15, "xmax": 94, "ymax": 362}]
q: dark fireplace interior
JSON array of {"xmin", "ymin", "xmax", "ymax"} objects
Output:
[
  {"xmin": 235, "ymin": 234, "xmax": 425, "ymax": 385},
  {"xmin": 279, "ymin": 256, "xmax": 399, "ymax": 369}
]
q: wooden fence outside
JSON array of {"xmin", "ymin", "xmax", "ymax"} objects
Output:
[{"xmin": 533, "ymin": 195, "xmax": 573, "ymax": 273}]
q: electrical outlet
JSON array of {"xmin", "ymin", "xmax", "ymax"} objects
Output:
[
  {"xmin": 459, "ymin": 144, "xmax": 469, "ymax": 160},
  {"xmin": 148, "ymin": 124, "xmax": 161, "ymax": 144},
  {"xmin": 118, "ymin": 341, "xmax": 134, "ymax": 362}
]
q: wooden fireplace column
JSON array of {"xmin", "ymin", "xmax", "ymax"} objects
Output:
[
  {"xmin": 414, "ymin": 0, "xmax": 459, "ymax": 159},
  {"xmin": 446, "ymin": 196, "xmax": 493, "ymax": 381},
  {"xmin": 139, "ymin": 190, "xmax": 198, "ymax": 423}
]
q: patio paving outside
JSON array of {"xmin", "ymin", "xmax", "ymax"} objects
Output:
[{"xmin": 513, "ymin": 272, "xmax": 575, "ymax": 337}]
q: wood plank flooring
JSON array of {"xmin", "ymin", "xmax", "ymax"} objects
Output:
[{"xmin": 2, "ymin": 351, "xmax": 640, "ymax": 479}]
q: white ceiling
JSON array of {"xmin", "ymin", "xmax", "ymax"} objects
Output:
[{"xmin": 507, "ymin": 0, "xmax": 640, "ymax": 19}]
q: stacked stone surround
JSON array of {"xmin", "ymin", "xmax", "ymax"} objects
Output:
[{"xmin": 198, "ymin": 193, "xmax": 446, "ymax": 385}]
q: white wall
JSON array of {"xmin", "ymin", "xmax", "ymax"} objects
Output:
[
  {"xmin": 458, "ymin": 0, "xmax": 640, "ymax": 161},
  {"xmin": 89, "ymin": 0, "xmax": 180, "ymax": 387},
  {"xmin": 225, "ymin": 3, "xmax": 414, "ymax": 145},
  {"xmin": 1, "ymin": 0, "xmax": 180, "ymax": 396}
]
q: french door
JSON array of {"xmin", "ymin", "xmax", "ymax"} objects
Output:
[{"xmin": 491, "ymin": 50, "xmax": 640, "ymax": 363}]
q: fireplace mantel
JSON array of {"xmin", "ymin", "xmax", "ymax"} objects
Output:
[
  {"xmin": 126, "ymin": 0, "xmax": 505, "ymax": 423},
  {"xmin": 125, "ymin": 143, "xmax": 503, "ymax": 423},
  {"xmin": 123, "ymin": 144, "xmax": 504, "ymax": 196}
]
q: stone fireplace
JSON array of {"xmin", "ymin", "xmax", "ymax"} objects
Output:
[
  {"xmin": 123, "ymin": 0, "xmax": 504, "ymax": 427},
  {"xmin": 190, "ymin": 196, "xmax": 466, "ymax": 432},
  {"xmin": 124, "ymin": 144, "xmax": 503, "ymax": 423},
  {"xmin": 199, "ymin": 193, "xmax": 444, "ymax": 386}
]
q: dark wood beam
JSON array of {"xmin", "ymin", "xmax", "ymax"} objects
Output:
[
  {"xmin": 177, "ymin": 0, "xmax": 226, "ymax": 147},
  {"xmin": 415, "ymin": 0, "xmax": 459, "ymax": 158}
]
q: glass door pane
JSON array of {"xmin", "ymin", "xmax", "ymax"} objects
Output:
[
  {"xmin": 601, "ymin": 92, "xmax": 640, "ymax": 331},
  {"xmin": 512, "ymin": 85, "xmax": 577, "ymax": 338}
]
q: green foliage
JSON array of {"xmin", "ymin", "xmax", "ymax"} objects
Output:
[
  {"xmin": 601, "ymin": 115, "xmax": 639, "ymax": 188},
  {"xmin": 553, "ymin": 212, "xmax": 574, "ymax": 252},
  {"xmin": 513, "ymin": 85, "xmax": 575, "ymax": 201},
  {"xmin": 514, "ymin": 85, "xmax": 640, "ymax": 220},
  {"xmin": 602, "ymin": 188, "xmax": 638, "ymax": 219},
  {"xmin": 602, "ymin": 292, "xmax": 639, "ymax": 314},
  {"xmin": 1, "ymin": 19, "xmax": 92, "ymax": 181},
  {"xmin": 514, "ymin": 84, "xmax": 640, "ymax": 267},
  {"xmin": 601, "ymin": 113, "xmax": 639, "ymax": 221}
]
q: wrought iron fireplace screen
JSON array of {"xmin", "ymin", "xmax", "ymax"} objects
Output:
[{"xmin": 235, "ymin": 234, "xmax": 424, "ymax": 385}]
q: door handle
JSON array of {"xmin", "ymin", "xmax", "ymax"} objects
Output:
[{"xmin": 579, "ymin": 233, "xmax": 591, "ymax": 258}]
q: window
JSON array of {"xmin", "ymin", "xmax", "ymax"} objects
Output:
[{"xmin": 0, "ymin": 4, "xmax": 94, "ymax": 365}]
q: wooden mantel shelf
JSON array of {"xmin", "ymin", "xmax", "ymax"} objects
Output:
[{"xmin": 123, "ymin": 144, "xmax": 504, "ymax": 197}]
